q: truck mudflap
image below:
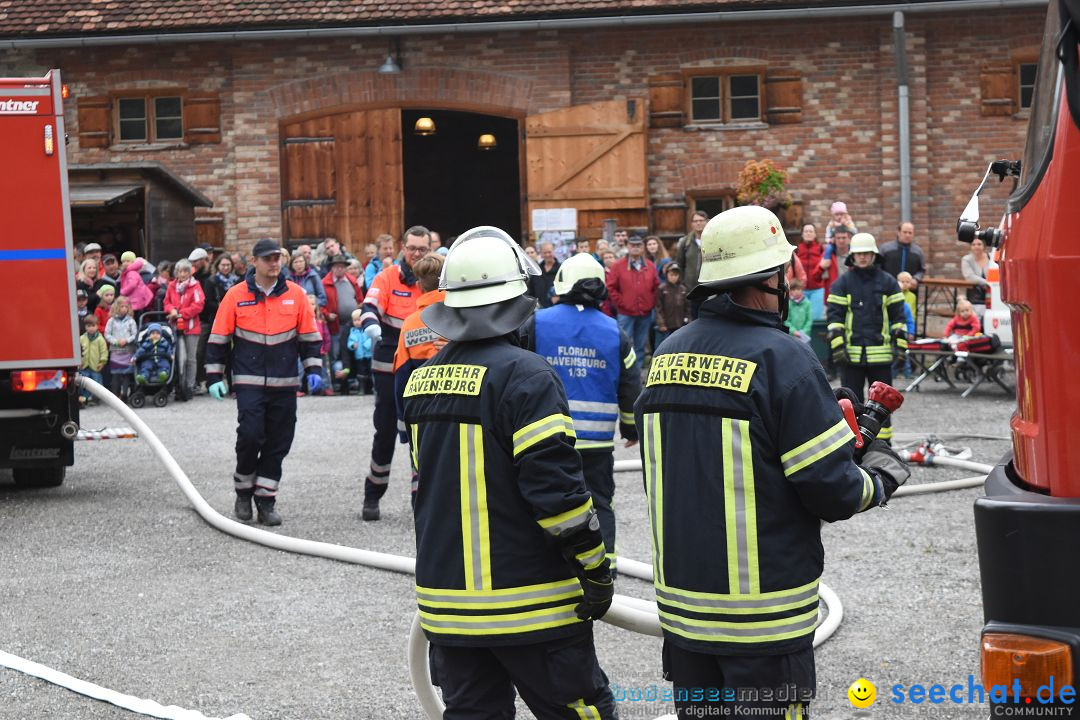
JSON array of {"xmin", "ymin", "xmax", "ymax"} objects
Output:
[
  {"xmin": 0, "ymin": 376, "xmax": 78, "ymax": 469},
  {"xmin": 975, "ymin": 453, "xmax": 1080, "ymax": 690}
]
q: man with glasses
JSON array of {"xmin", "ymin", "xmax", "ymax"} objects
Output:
[{"xmin": 358, "ymin": 225, "xmax": 431, "ymax": 521}]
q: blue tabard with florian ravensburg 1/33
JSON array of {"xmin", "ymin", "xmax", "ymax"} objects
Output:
[{"xmin": 535, "ymin": 303, "xmax": 623, "ymax": 450}]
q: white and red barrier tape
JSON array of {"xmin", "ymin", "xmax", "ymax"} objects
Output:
[{"xmin": 75, "ymin": 427, "xmax": 138, "ymax": 441}]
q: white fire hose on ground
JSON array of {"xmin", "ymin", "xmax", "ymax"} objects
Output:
[{"xmin": 0, "ymin": 376, "xmax": 993, "ymax": 720}]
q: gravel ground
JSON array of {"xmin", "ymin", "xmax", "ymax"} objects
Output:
[{"xmin": 0, "ymin": 374, "xmax": 1015, "ymax": 720}]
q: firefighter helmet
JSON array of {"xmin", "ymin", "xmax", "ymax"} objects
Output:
[
  {"xmin": 845, "ymin": 232, "xmax": 881, "ymax": 266},
  {"xmin": 439, "ymin": 226, "xmax": 540, "ymax": 308},
  {"xmin": 553, "ymin": 253, "xmax": 605, "ymax": 295},
  {"xmin": 424, "ymin": 226, "xmax": 540, "ymax": 342},
  {"xmin": 689, "ymin": 205, "xmax": 794, "ymax": 299}
]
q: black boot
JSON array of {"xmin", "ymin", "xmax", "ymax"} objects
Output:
[
  {"xmin": 234, "ymin": 491, "xmax": 254, "ymax": 522},
  {"xmin": 361, "ymin": 496, "xmax": 380, "ymax": 521},
  {"xmin": 255, "ymin": 498, "xmax": 282, "ymax": 526}
]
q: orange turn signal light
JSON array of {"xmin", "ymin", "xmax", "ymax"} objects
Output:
[
  {"xmin": 11, "ymin": 370, "xmax": 67, "ymax": 392},
  {"xmin": 982, "ymin": 633, "xmax": 1073, "ymax": 699}
]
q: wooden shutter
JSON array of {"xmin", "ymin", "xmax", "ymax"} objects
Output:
[
  {"xmin": 77, "ymin": 95, "xmax": 112, "ymax": 148},
  {"xmin": 184, "ymin": 92, "xmax": 222, "ymax": 144},
  {"xmin": 280, "ymin": 109, "xmax": 402, "ymax": 255},
  {"xmin": 765, "ymin": 73, "xmax": 803, "ymax": 124},
  {"xmin": 525, "ymin": 98, "xmax": 648, "ymax": 228},
  {"xmin": 648, "ymin": 74, "xmax": 684, "ymax": 128},
  {"xmin": 980, "ymin": 64, "xmax": 1017, "ymax": 116}
]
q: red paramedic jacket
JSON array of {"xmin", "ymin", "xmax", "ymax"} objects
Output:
[{"xmin": 205, "ymin": 271, "xmax": 322, "ymax": 390}]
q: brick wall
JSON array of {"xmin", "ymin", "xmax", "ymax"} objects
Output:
[{"xmin": 0, "ymin": 7, "xmax": 1043, "ymax": 273}]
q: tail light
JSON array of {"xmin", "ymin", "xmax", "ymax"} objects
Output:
[
  {"xmin": 44, "ymin": 124, "xmax": 54, "ymax": 156},
  {"xmin": 982, "ymin": 633, "xmax": 1073, "ymax": 699},
  {"xmin": 11, "ymin": 370, "xmax": 68, "ymax": 392},
  {"xmin": 986, "ymin": 265, "xmax": 999, "ymax": 309}
]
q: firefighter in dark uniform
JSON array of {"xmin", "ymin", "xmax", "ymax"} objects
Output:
[
  {"xmin": 404, "ymin": 226, "xmax": 617, "ymax": 720},
  {"xmin": 635, "ymin": 207, "xmax": 910, "ymax": 719},
  {"xmin": 524, "ymin": 252, "xmax": 640, "ymax": 568},
  {"xmin": 205, "ymin": 238, "xmax": 323, "ymax": 526},
  {"xmin": 359, "ymin": 225, "xmax": 429, "ymax": 521},
  {"xmin": 826, "ymin": 232, "xmax": 908, "ymax": 442}
]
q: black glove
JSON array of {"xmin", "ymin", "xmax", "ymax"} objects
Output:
[
  {"xmin": 574, "ymin": 566, "xmax": 614, "ymax": 621},
  {"xmin": 828, "ymin": 329, "xmax": 847, "ymax": 365},
  {"xmin": 557, "ymin": 511, "xmax": 614, "ymax": 621},
  {"xmin": 860, "ymin": 439, "xmax": 911, "ymax": 505},
  {"xmin": 892, "ymin": 330, "xmax": 908, "ymax": 364},
  {"xmin": 832, "ymin": 386, "xmax": 865, "ymax": 416}
]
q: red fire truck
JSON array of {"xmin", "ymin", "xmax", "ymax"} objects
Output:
[
  {"xmin": 961, "ymin": 0, "xmax": 1080, "ymax": 705},
  {"xmin": 0, "ymin": 70, "xmax": 80, "ymax": 487}
]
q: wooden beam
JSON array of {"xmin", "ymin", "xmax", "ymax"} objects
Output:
[
  {"xmin": 525, "ymin": 124, "xmax": 629, "ymax": 137},
  {"xmin": 550, "ymin": 128, "xmax": 635, "ymax": 191}
]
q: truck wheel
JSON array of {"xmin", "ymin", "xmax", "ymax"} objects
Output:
[{"xmin": 12, "ymin": 466, "xmax": 65, "ymax": 488}]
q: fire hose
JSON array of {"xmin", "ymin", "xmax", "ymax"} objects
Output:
[{"xmin": 0, "ymin": 375, "xmax": 991, "ymax": 719}]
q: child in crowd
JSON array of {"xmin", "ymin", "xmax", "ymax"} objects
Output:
[
  {"xmin": 655, "ymin": 263, "xmax": 689, "ymax": 344},
  {"xmin": 895, "ymin": 272, "xmax": 918, "ymax": 377},
  {"xmin": 164, "ymin": 258, "xmax": 205, "ymax": 398},
  {"xmin": 79, "ymin": 315, "xmax": 108, "ymax": 405},
  {"xmin": 346, "ymin": 308, "xmax": 374, "ymax": 395},
  {"xmin": 134, "ymin": 322, "xmax": 173, "ymax": 385},
  {"xmin": 105, "ymin": 296, "xmax": 137, "ymax": 399},
  {"xmin": 76, "ymin": 289, "xmax": 89, "ymax": 333},
  {"xmin": 785, "ymin": 278, "xmax": 813, "ymax": 343},
  {"xmin": 95, "ymin": 285, "xmax": 115, "ymax": 330},
  {"xmin": 944, "ymin": 299, "xmax": 982, "ymax": 338},
  {"xmin": 308, "ymin": 293, "xmax": 334, "ymax": 395},
  {"xmin": 824, "ymin": 201, "xmax": 859, "ymax": 242},
  {"xmin": 897, "ymin": 272, "xmax": 918, "ymax": 327}
]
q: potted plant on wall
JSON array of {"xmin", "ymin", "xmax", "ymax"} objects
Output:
[{"xmin": 736, "ymin": 159, "xmax": 795, "ymax": 227}]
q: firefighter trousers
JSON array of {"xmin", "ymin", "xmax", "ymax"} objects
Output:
[
  {"xmin": 234, "ymin": 388, "xmax": 297, "ymax": 499},
  {"xmin": 365, "ymin": 370, "xmax": 397, "ymax": 501},
  {"xmin": 663, "ymin": 641, "xmax": 815, "ymax": 719},
  {"xmin": 429, "ymin": 630, "xmax": 616, "ymax": 720},
  {"xmin": 581, "ymin": 450, "xmax": 616, "ymax": 561},
  {"xmin": 839, "ymin": 363, "xmax": 894, "ymax": 441}
]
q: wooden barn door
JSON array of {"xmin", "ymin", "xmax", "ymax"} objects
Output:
[
  {"xmin": 524, "ymin": 98, "xmax": 648, "ymax": 234},
  {"xmin": 281, "ymin": 109, "xmax": 403, "ymax": 255}
]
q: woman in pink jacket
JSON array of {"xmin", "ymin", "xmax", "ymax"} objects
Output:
[
  {"xmin": 119, "ymin": 251, "xmax": 155, "ymax": 313},
  {"xmin": 164, "ymin": 258, "xmax": 205, "ymax": 398}
]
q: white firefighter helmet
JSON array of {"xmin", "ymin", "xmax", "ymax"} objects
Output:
[
  {"xmin": 848, "ymin": 232, "xmax": 880, "ymax": 255},
  {"xmin": 439, "ymin": 226, "xmax": 540, "ymax": 309},
  {"xmin": 424, "ymin": 226, "xmax": 541, "ymax": 342},
  {"xmin": 689, "ymin": 205, "xmax": 794, "ymax": 299},
  {"xmin": 553, "ymin": 252, "xmax": 605, "ymax": 295},
  {"xmin": 845, "ymin": 232, "xmax": 881, "ymax": 266}
]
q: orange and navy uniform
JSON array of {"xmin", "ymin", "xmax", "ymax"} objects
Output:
[
  {"xmin": 205, "ymin": 272, "xmax": 322, "ymax": 390},
  {"xmin": 360, "ymin": 263, "xmax": 423, "ymax": 374},
  {"xmin": 392, "ymin": 289, "xmax": 446, "ymax": 438}
]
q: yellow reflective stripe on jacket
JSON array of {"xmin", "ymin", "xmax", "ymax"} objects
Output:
[
  {"xmin": 459, "ymin": 424, "xmax": 491, "ymax": 591},
  {"xmin": 858, "ymin": 467, "xmax": 877, "ymax": 511},
  {"xmin": 723, "ymin": 418, "xmax": 759, "ymax": 595},
  {"xmin": 623, "ymin": 348, "xmax": 637, "ymax": 370},
  {"xmin": 409, "ymin": 424, "xmax": 419, "ymax": 474},
  {"xmin": 418, "ymin": 603, "xmax": 581, "ymax": 635},
  {"xmin": 416, "ymin": 578, "xmax": 582, "ymax": 610},
  {"xmin": 537, "ymin": 497, "xmax": 594, "ymax": 536},
  {"xmin": 644, "ymin": 412, "xmax": 665, "ymax": 585},
  {"xmin": 620, "ymin": 411, "xmax": 636, "ymax": 425},
  {"xmin": 576, "ymin": 541, "xmax": 607, "ymax": 571},
  {"xmin": 827, "ymin": 293, "xmax": 850, "ymax": 306},
  {"xmin": 513, "ymin": 413, "xmax": 575, "ymax": 457},
  {"xmin": 576, "ymin": 440, "xmax": 615, "ymax": 450},
  {"xmin": 786, "ymin": 703, "xmax": 805, "ymax": 720},
  {"xmin": 780, "ymin": 418, "xmax": 854, "ymax": 477},
  {"xmin": 878, "ymin": 426, "xmax": 893, "ymax": 441},
  {"xmin": 658, "ymin": 606, "xmax": 819, "ymax": 644},
  {"xmin": 885, "ymin": 292, "xmax": 906, "ymax": 305},
  {"xmin": 655, "ymin": 577, "xmax": 819, "ymax": 615},
  {"xmin": 568, "ymin": 698, "xmax": 602, "ymax": 720}
]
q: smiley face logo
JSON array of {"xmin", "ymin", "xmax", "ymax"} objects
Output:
[{"xmin": 848, "ymin": 678, "xmax": 877, "ymax": 708}]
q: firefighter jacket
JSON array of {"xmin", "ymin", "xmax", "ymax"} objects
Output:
[
  {"xmin": 635, "ymin": 293, "xmax": 882, "ymax": 657},
  {"xmin": 205, "ymin": 271, "xmax": 322, "ymax": 391},
  {"xmin": 360, "ymin": 263, "xmax": 423, "ymax": 374},
  {"xmin": 826, "ymin": 265, "xmax": 908, "ymax": 365},
  {"xmin": 403, "ymin": 336, "xmax": 606, "ymax": 647},
  {"xmin": 531, "ymin": 303, "xmax": 639, "ymax": 451}
]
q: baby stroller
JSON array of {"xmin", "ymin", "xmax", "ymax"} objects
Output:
[{"xmin": 128, "ymin": 312, "xmax": 182, "ymax": 408}]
